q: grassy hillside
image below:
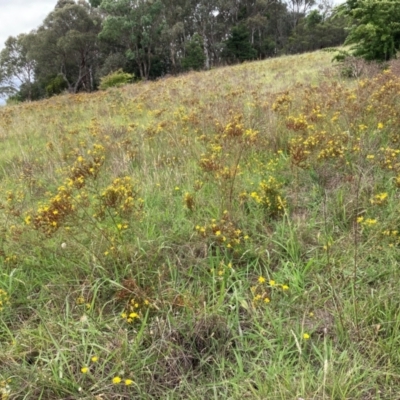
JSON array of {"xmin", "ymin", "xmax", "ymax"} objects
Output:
[{"xmin": 1, "ymin": 51, "xmax": 400, "ymax": 399}]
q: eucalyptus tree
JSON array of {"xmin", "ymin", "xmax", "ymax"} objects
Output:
[
  {"xmin": 159, "ymin": 0, "xmax": 192, "ymax": 73},
  {"xmin": 100, "ymin": 0, "xmax": 165, "ymax": 80},
  {"xmin": 287, "ymin": 9, "xmax": 347, "ymax": 53},
  {"xmin": 0, "ymin": 34, "xmax": 35, "ymax": 99},
  {"xmin": 29, "ymin": 0, "xmax": 102, "ymax": 93},
  {"xmin": 285, "ymin": 0, "xmax": 316, "ymax": 28},
  {"xmin": 0, "ymin": 69, "xmax": 16, "ymax": 99}
]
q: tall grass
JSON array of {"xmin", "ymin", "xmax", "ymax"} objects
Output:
[{"xmin": 0, "ymin": 51, "xmax": 400, "ymax": 399}]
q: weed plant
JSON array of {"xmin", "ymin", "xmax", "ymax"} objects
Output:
[{"xmin": 0, "ymin": 51, "xmax": 400, "ymax": 398}]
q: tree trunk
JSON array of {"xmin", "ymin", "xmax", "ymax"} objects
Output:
[{"xmin": 202, "ymin": 33, "xmax": 210, "ymax": 70}]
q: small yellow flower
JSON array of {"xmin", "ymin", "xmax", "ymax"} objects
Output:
[
  {"xmin": 81, "ymin": 366, "xmax": 89, "ymax": 374},
  {"xmin": 112, "ymin": 376, "xmax": 122, "ymax": 384},
  {"xmin": 303, "ymin": 333, "xmax": 310, "ymax": 340},
  {"xmin": 264, "ymin": 297, "xmax": 270, "ymax": 303},
  {"xmin": 377, "ymin": 122, "xmax": 384, "ymax": 129},
  {"xmin": 281, "ymin": 284, "xmax": 289, "ymax": 291},
  {"xmin": 269, "ymin": 280, "xmax": 276, "ymax": 287},
  {"xmin": 91, "ymin": 356, "xmax": 98, "ymax": 363},
  {"xmin": 258, "ymin": 276, "xmax": 266, "ymax": 284},
  {"xmin": 125, "ymin": 379, "xmax": 134, "ymax": 386}
]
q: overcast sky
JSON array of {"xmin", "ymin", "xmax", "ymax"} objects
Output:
[{"xmin": 0, "ymin": 0, "xmax": 56, "ymax": 51}]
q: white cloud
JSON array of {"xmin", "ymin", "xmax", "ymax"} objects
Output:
[{"xmin": 0, "ymin": 0, "xmax": 56, "ymax": 51}]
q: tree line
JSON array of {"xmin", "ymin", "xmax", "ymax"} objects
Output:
[{"xmin": 0, "ymin": 0, "xmax": 347, "ymax": 102}]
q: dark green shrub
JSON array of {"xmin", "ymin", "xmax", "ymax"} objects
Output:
[
  {"xmin": 45, "ymin": 75, "xmax": 68, "ymax": 97},
  {"xmin": 182, "ymin": 34, "xmax": 206, "ymax": 71}
]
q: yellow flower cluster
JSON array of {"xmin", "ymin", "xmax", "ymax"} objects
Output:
[
  {"xmin": 211, "ymin": 261, "xmax": 233, "ymax": 277},
  {"xmin": 195, "ymin": 212, "xmax": 249, "ymax": 250},
  {"xmin": 357, "ymin": 216, "xmax": 378, "ymax": 227},
  {"xmin": 289, "ymin": 129, "xmax": 351, "ymax": 168},
  {"xmin": 183, "ymin": 192, "xmax": 195, "ymax": 211},
  {"xmin": 272, "ymin": 92, "xmax": 292, "ymax": 113},
  {"xmin": 112, "ymin": 376, "xmax": 133, "ymax": 385},
  {"xmin": 32, "ymin": 186, "xmax": 74, "ymax": 234},
  {"xmin": 0, "ymin": 289, "xmax": 10, "ymax": 312},
  {"xmin": 286, "ymin": 114, "xmax": 309, "ymax": 132},
  {"xmin": 98, "ymin": 176, "xmax": 143, "ymax": 229},
  {"xmin": 242, "ymin": 177, "xmax": 286, "ymax": 218},
  {"xmin": 378, "ymin": 147, "xmax": 400, "ymax": 171},
  {"xmin": 0, "ymin": 379, "xmax": 11, "ymax": 399},
  {"xmin": 121, "ymin": 297, "xmax": 151, "ymax": 324},
  {"xmin": 251, "ymin": 276, "xmax": 289, "ymax": 307},
  {"xmin": 67, "ymin": 143, "xmax": 105, "ymax": 189},
  {"xmin": 370, "ymin": 192, "xmax": 388, "ymax": 206}
]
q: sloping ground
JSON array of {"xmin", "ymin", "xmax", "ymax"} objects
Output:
[{"xmin": 0, "ymin": 51, "xmax": 400, "ymax": 399}]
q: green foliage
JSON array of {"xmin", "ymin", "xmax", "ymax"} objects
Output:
[
  {"xmin": 45, "ymin": 75, "xmax": 68, "ymax": 97},
  {"xmin": 223, "ymin": 24, "xmax": 257, "ymax": 63},
  {"xmin": 182, "ymin": 34, "xmax": 206, "ymax": 71},
  {"xmin": 306, "ymin": 10, "xmax": 323, "ymax": 28},
  {"xmin": 99, "ymin": 69, "xmax": 134, "ymax": 90},
  {"xmin": 100, "ymin": 0, "xmax": 165, "ymax": 80},
  {"xmin": 0, "ymin": 34, "xmax": 34, "ymax": 99},
  {"xmin": 0, "ymin": 0, "xmax": 356, "ymax": 103},
  {"xmin": 3, "ymin": 50, "xmax": 400, "ymax": 398},
  {"xmin": 338, "ymin": 0, "xmax": 400, "ymax": 61},
  {"xmin": 98, "ymin": 53, "xmax": 127, "ymax": 79},
  {"xmin": 288, "ymin": 12, "xmax": 347, "ymax": 54},
  {"xmin": 88, "ymin": 0, "xmax": 102, "ymax": 7},
  {"xmin": 29, "ymin": 1, "xmax": 101, "ymax": 94}
]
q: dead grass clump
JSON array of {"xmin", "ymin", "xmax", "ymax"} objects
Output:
[{"xmin": 148, "ymin": 314, "xmax": 234, "ymax": 391}]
